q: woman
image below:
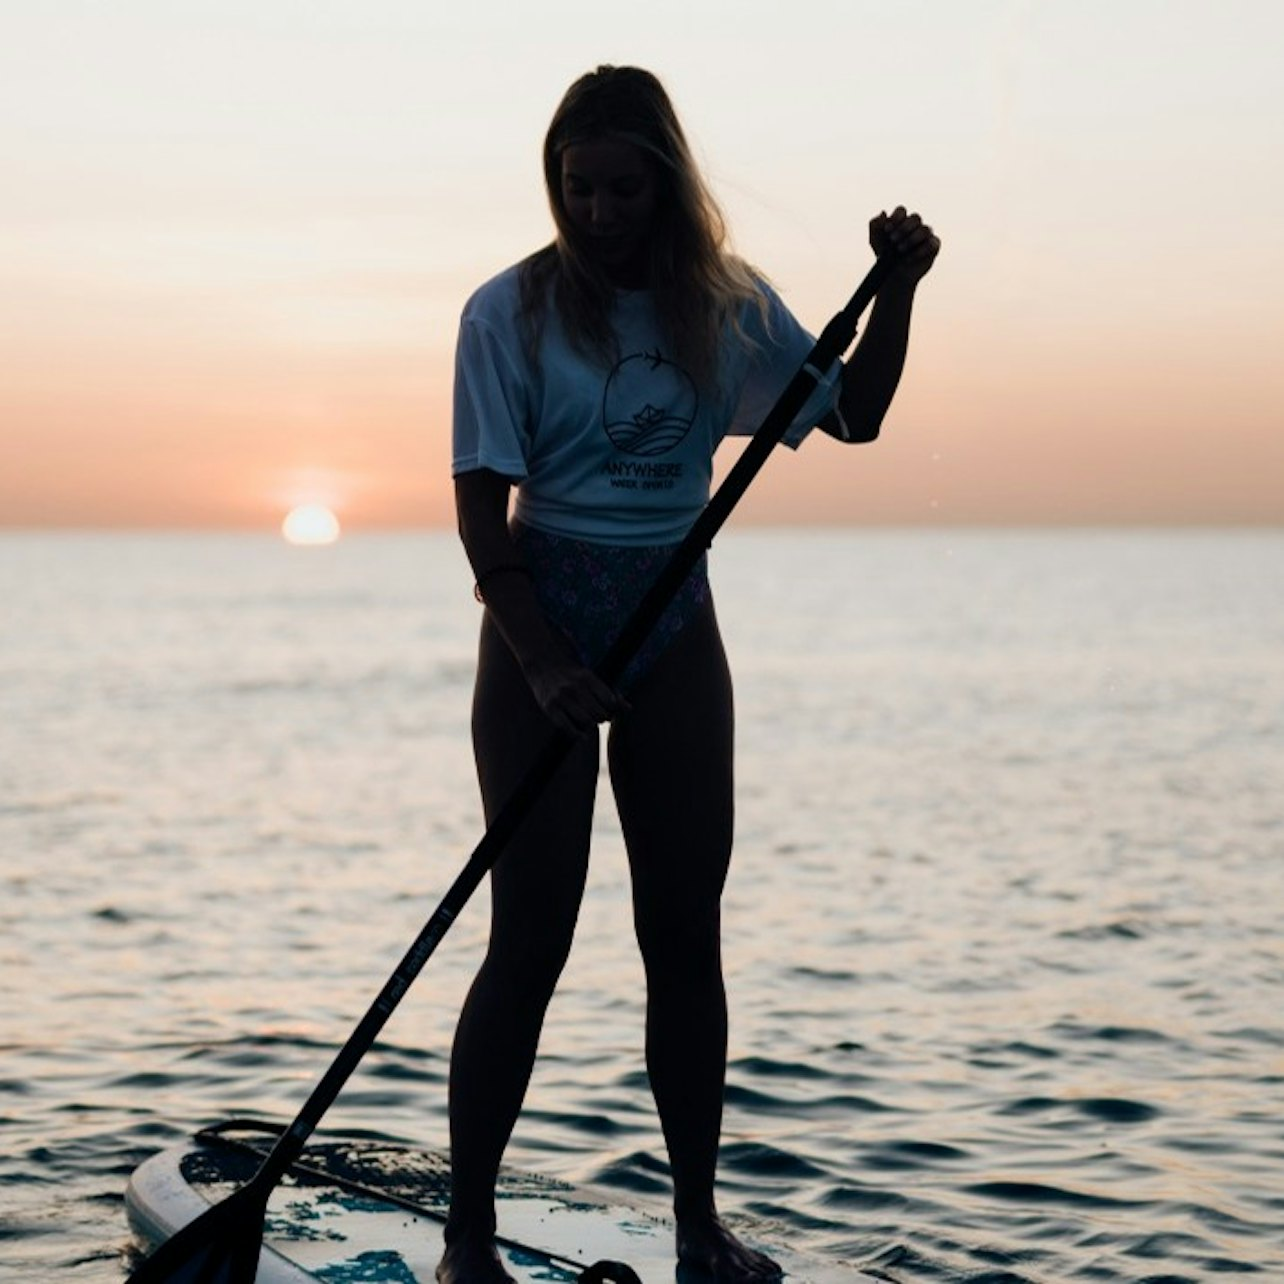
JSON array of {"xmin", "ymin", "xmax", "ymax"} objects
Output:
[{"xmin": 444, "ymin": 65, "xmax": 938, "ymax": 1284}]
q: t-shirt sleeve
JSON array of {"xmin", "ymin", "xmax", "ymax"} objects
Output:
[
  {"xmin": 451, "ymin": 314, "xmax": 532, "ymax": 480},
  {"xmin": 725, "ymin": 282, "xmax": 843, "ymax": 449}
]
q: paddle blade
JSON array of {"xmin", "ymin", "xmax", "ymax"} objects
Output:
[{"xmin": 127, "ymin": 1179, "xmax": 270, "ymax": 1284}]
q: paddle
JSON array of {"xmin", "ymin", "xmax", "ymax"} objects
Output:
[{"xmin": 125, "ymin": 253, "xmax": 895, "ymax": 1283}]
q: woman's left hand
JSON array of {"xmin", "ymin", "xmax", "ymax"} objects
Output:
[{"xmin": 870, "ymin": 206, "xmax": 940, "ymax": 284}]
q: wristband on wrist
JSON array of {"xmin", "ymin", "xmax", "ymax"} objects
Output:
[{"xmin": 473, "ymin": 563, "xmax": 531, "ymax": 603}]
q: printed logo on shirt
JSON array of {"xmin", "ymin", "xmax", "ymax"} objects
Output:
[{"xmin": 601, "ymin": 349, "xmax": 698, "ymax": 457}]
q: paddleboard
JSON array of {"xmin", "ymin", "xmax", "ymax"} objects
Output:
[{"xmin": 125, "ymin": 1121, "xmax": 890, "ymax": 1284}]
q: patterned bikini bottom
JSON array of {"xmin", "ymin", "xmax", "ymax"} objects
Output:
[{"xmin": 511, "ymin": 521, "xmax": 710, "ymax": 690}]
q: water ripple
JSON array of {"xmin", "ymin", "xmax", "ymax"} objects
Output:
[{"xmin": 5, "ymin": 532, "xmax": 1284, "ymax": 1282}]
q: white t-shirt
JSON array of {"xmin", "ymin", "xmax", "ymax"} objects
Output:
[{"xmin": 452, "ymin": 262, "xmax": 842, "ymax": 546}]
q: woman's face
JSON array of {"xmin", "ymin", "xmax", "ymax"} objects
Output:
[{"xmin": 559, "ymin": 138, "xmax": 659, "ymax": 282}]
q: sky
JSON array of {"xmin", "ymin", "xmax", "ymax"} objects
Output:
[{"xmin": 2, "ymin": 0, "xmax": 1281, "ymax": 529}]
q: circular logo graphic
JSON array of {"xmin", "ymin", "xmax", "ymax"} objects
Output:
[{"xmin": 602, "ymin": 349, "xmax": 699, "ymax": 457}]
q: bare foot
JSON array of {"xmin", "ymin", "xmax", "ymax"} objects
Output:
[
  {"xmin": 677, "ymin": 1216, "xmax": 783, "ymax": 1283},
  {"xmin": 436, "ymin": 1236, "xmax": 516, "ymax": 1284}
]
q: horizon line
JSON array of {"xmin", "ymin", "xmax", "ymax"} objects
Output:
[{"xmin": 2, "ymin": 520, "xmax": 1281, "ymax": 536}]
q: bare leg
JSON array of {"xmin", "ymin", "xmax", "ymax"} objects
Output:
[
  {"xmin": 439, "ymin": 614, "xmax": 600, "ymax": 1284},
  {"xmin": 608, "ymin": 598, "xmax": 781, "ymax": 1282}
]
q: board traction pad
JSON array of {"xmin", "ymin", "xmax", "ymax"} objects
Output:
[{"xmin": 129, "ymin": 1129, "xmax": 888, "ymax": 1284}]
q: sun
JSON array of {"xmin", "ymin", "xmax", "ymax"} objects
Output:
[{"xmin": 282, "ymin": 504, "xmax": 341, "ymax": 546}]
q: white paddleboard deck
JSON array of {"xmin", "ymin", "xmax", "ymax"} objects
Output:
[{"xmin": 126, "ymin": 1124, "xmax": 888, "ymax": 1284}]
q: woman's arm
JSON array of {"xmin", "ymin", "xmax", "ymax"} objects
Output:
[
  {"xmin": 456, "ymin": 469, "xmax": 627, "ymax": 735},
  {"xmin": 823, "ymin": 206, "xmax": 940, "ymax": 443}
]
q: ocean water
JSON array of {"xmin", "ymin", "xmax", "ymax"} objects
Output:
[{"xmin": 1, "ymin": 529, "xmax": 1282, "ymax": 1283}]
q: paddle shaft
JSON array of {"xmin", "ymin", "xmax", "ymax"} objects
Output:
[{"xmin": 251, "ymin": 253, "xmax": 895, "ymax": 1190}]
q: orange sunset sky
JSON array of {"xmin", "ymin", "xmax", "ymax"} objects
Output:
[{"xmin": 2, "ymin": 1, "xmax": 1281, "ymax": 530}]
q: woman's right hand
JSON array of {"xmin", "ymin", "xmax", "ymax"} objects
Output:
[
  {"xmin": 525, "ymin": 656, "xmax": 630, "ymax": 737},
  {"xmin": 457, "ymin": 470, "xmax": 629, "ymax": 737}
]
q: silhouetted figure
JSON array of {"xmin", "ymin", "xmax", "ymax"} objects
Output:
[{"xmin": 442, "ymin": 65, "xmax": 939, "ymax": 1284}]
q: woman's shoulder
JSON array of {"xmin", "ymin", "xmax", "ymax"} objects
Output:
[
  {"xmin": 462, "ymin": 247, "xmax": 558, "ymax": 331},
  {"xmin": 738, "ymin": 264, "xmax": 786, "ymax": 310},
  {"xmin": 727, "ymin": 262, "xmax": 790, "ymax": 342},
  {"xmin": 461, "ymin": 262, "xmax": 525, "ymax": 329}
]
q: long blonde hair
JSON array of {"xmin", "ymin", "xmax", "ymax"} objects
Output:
[{"xmin": 519, "ymin": 66, "xmax": 767, "ymax": 388}]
